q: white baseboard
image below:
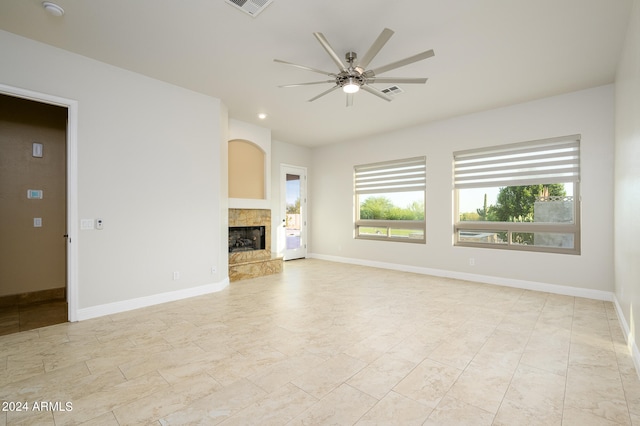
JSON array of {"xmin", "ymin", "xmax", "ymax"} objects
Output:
[
  {"xmin": 75, "ymin": 278, "xmax": 229, "ymax": 321},
  {"xmin": 613, "ymin": 295, "xmax": 640, "ymax": 380},
  {"xmin": 308, "ymin": 253, "xmax": 613, "ymax": 301}
]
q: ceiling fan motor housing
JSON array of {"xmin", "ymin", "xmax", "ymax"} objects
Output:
[
  {"xmin": 338, "ymin": 51, "xmax": 366, "ymax": 89},
  {"xmin": 337, "ymin": 72, "xmax": 365, "ymax": 89}
]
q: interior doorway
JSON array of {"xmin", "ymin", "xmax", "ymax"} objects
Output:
[
  {"xmin": 0, "ymin": 93, "xmax": 70, "ymax": 334},
  {"xmin": 281, "ymin": 164, "xmax": 307, "ymax": 260}
]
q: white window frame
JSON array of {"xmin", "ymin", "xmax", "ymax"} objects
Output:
[
  {"xmin": 354, "ymin": 156, "xmax": 426, "ymax": 243},
  {"xmin": 453, "ymin": 135, "xmax": 581, "ymax": 254}
]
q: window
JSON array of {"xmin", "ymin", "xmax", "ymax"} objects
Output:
[
  {"xmin": 454, "ymin": 135, "xmax": 580, "ymax": 254},
  {"xmin": 355, "ymin": 156, "xmax": 426, "ymax": 243}
]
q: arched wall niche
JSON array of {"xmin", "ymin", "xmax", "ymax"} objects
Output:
[
  {"xmin": 228, "ymin": 119, "xmax": 271, "ymax": 209},
  {"xmin": 228, "ymin": 139, "xmax": 265, "ymax": 199}
]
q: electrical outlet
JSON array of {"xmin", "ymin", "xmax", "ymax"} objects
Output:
[
  {"xmin": 173, "ymin": 271, "xmax": 180, "ymax": 280},
  {"xmin": 469, "ymin": 257, "xmax": 475, "ymax": 266},
  {"xmin": 211, "ymin": 266, "xmax": 217, "ymax": 274}
]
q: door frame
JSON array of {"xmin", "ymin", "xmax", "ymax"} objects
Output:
[
  {"xmin": 280, "ymin": 164, "xmax": 307, "ymax": 260},
  {"xmin": 0, "ymin": 84, "xmax": 79, "ymax": 322}
]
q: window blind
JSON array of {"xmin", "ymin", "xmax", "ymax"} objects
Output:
[
  {"xmin": 355, "ymin": 156, "xmax": 426, "ymax": 195},
  {"xmin": 453, "ymin": 135, "xmax": 580, "ymax": 189}
]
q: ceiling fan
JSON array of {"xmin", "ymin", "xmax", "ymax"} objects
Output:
[{"xmin": 274, "ymin": 28, "xmax": 435, "ymax": 107}]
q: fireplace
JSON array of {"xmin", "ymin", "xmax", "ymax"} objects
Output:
[
  {"xmin": 229, "ymin": 226, "xmax": 266, "ymax": 253},
  {"xmin": 228, "ymin": 208, "xmax": 282, "ymax": 282}
]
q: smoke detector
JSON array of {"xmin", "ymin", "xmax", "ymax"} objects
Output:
[
  {"xmin": 42, "ymin": 1, "xmax": 64, "ymax": 17},
  {"xmin": 224, "ymin": 0, "xmax": 274, "ymax": 17}
]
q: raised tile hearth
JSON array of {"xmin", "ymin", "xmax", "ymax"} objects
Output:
[{"xmin": 229, "ymin": 208, "xmax": 282, "ymax": 282}]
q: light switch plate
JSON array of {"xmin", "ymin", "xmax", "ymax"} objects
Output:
[
  {"xmin": 80, "ymin": 219, "xmax": 94, "ymax": 230},
  {"xmin": 32, "ymin": 142, "xmax": 43, "ymax": 158}
]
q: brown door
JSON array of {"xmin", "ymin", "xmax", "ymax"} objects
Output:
[{"xmin": 0, "ymin": 94, "xmax": 68, "ymax": 334}]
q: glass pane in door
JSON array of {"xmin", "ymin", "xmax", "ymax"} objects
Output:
[{"xmin": 285, "ymin": 173, "xmax": 301, "ymax": 250}]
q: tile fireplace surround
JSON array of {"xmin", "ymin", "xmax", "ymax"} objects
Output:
[{"xmin": 228, "ymin": 208, "xmax": 283, "ymax": 282}]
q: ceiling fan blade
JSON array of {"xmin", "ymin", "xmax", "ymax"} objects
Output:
[
  {"xmin": 279, "ymin": 81, "xmax": 335, "ymax": 88},
  {"xmin": 358, "ymin": 28, "xmax": 394, "ymax": 70},
  {"xmin": 308, "ymin": 85, "xmax": 341, "ymax": 102},
  {"xmin": 313, "ymin": 32, "xmax": 347, "ymax": 71},
  {"xmin": 274, "ymin": 59, "xmax": 336, "ymax": 76},
  {"xmin": 368, "ymin": 49, "xmax": 435, "ymax": 76},
  {"xmin": 346, "ymin": 93, "xmax": 354, "ymax": 107},
  {"xmin": 361, "ymin": 85, "xmax": 393, "ymax": 102},
  {"xmin": 367, "ymin": 77, "xmax": 428, "ymax": 84}
]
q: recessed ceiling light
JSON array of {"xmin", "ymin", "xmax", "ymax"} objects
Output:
[
  {"xmin": 258, "ymin": 113, "xmax": 267, "ymax": 120},
  {"xmin": 42, "ymin": 2, "xmax": 65, "ymax": 17}
]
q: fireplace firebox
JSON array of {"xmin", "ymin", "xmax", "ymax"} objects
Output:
[{"xmin": 229, "ymin": 226, "xmax": 266, "ymax": 253}]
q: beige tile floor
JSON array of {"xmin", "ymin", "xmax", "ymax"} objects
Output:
[{"xmin": 1, "ymin": 259, "xmax": 639, "ymax": 425}]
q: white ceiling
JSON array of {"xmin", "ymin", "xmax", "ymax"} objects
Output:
[{"xmin": 0, "ymin": 0, "xmax": 632, "ymax": 147}]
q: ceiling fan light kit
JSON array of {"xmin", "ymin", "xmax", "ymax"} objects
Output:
[
  {"xmin": 275, "ymin": 28, "xmax": 434, "ymax": 107},
  {"xmin": 342, "ymin": 74, "xmax": 362, "ymax": 94},
  {"xmin": 343, "ymin": 81, "xmax": 360, "ymax": 94}
]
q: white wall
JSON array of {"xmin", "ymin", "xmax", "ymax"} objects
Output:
[
  {"xmin": 0, "ymin": 30, "xmax": 228, "ymax": 317},
  {"xmin": 310, "ymin": 85, "xmax": 615, "ymax": 294},
  {"xmin": 614, "ymin": 0, "xmax": 640, "ymax": 368}
]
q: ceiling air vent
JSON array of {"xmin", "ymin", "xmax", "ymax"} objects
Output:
[
  {"xmin": 225, "ymin": 0, "xmax": 274, "ymax": 17},
  {"xmin": 381, "ymin": 85, "xmax": 405, "ymax": 97}
]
